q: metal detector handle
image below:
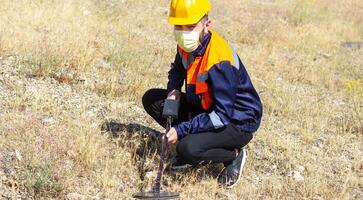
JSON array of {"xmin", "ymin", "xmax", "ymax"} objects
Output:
[
  {"xmin": 153, "ymin": 127, "xmax": 170, "ymax": 193},
  {"xmin": 152, "ymin": 116, "xmax": 175, "ymax": 194},
  {"xmin": 151, "ymin": 99, "xmax": 179, "ymax": 194},
  {"xmin": 166, "ymin": 117, "xmax": 173, "ymax": 132}
]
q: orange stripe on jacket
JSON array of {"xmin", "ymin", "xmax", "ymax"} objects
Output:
[{"xmin": 179, "ymin": 31, "xmax": 235, "ymax": 110}]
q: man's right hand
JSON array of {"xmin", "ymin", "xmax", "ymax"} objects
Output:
[
  {"xmin": 166, "ymin": 127, "xmax": 178, "ymax": 144},
  {"xmin": 167, "ymin": 89, "xmax": 181, "ymax": 101}
]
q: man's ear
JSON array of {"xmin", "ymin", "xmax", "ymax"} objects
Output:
[{"xmin": 204, "ymin": 19, "xmax": 212, "ymax": 33}]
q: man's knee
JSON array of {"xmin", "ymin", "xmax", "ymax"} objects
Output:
[
  {"xmin": 142, "ymin": 89, "xmax": 167, "ymax": 109},
  {"xmin": 177, "ymin": 140, "xmax": 202, "ymax": 165},
  {"xmin": 142, "ymin": 89, "xmax": 154, "ymax": 109}
]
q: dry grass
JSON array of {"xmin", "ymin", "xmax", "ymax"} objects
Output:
[{"xmin": 0, "ymin": 0, "xmax": 362, "ymax": 199}]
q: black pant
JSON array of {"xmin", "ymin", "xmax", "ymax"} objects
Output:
[{"xmin": 142, "ymin": 88, "xmax": 253, "ymax": 165}]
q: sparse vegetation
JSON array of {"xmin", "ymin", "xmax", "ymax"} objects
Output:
[
  {"xmin": 345, "ymin": 78, "xmax": 363, "ymax": 134},
  {"xmin": 0, "ymin": 0, "xmax": 362, "ymax": 199}
]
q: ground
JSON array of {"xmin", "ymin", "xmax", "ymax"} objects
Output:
[{"xmin": 0, "ymin": 0, "xmax": 362, "ymax": 199}]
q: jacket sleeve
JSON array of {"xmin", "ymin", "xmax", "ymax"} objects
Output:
[
  {"xmin": 167, "ymin": 53, "xmax": 185, "ymax": 93},
  {"xmin": 174, "ymin": 61, "xmax": 239, "ymax": 139}
]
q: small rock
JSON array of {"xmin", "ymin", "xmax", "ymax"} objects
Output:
[
  {"xmin": 83, "ymin": 9, "xmax": 91, "ymax": 16},
  {"xmin": 312, "ymin": 196, "xmax": 324, "ymax": 200},
  {"xmin": 66, "ymin": 192, "xmax": 84, "ymax": 200},
  {"xmin": 145, "ymin": 171, "xmax": 154, "ymax": 179},
  {"xmin": 96, "ymin": 58, "xmax": 111, "ymax": 68},
  {"xmin": 296, "ymin": 165, "xmax": 305, "ymax": 172},
  {"xmin": 313, "ymin": 137, "xmax": 327, "ymax": 148},
  {"xmin": 292, "ymin": 170, "xmax": 304, "ymax": 182},
  {"xmin": 341, "ymin": 41, "xmax": 363, "ymax": 50},
  {"xmin": 14, "ymin": 150, "xmax": 22, "ymax": 161},
  {"xmin": 1, "ymin": 190, "xmax": 12, "ymax": 199},
  {"xmin": 332, "ymin": 98, "xmax": 345, "ymax": 106},
  {"xmin": 52, "ymin": 68, "xmax": 77, "ymax": 84},
  {"xmin": 42, "ymin": 117, "xmax": 56, "ymax": 125},
  {"xmin": 67, "ymin": 150, "xmax": 77, "ymax": 158}
]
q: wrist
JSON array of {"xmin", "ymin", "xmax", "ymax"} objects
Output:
[{"xmin": 174, "ymin": 126, "xmax": 182, "ymax": 140}]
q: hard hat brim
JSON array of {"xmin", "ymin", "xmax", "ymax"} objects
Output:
[
  {"xmin": 168, "ymin": 15, "xmax": 203, "ymax": 25},
  {"xmin": 168, "ymin": 3, "xmax": 211, "ymax": 25}
]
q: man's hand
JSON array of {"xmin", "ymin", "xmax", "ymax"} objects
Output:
[
  {"xmin": 166, "ymin": 127, "xmax": 178, "ymax": 144},
  {"xmin": 167, "ymin": 90, "xmax": 181, "ymax": 101}
]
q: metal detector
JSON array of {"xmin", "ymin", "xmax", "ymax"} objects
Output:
[{"xmin": 133, "ymin": 99, "xmax": 180, "ymax": 199}]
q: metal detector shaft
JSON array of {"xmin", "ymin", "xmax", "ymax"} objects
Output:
[
  {"xmin": 152, "ymin": 117, "xmax": 172, "ymax": 193},
  {"xmin": 133, "ymin": 99, "xmax": 180, "ymax": 199}
]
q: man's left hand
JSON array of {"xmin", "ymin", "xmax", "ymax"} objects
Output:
[{"xmin": 166, "ymin": 127, "xmax": 178, "ymax": 144}]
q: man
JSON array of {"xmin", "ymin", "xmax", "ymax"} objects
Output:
[{"xmin": 142, "ymin": 0, "xmax": 262, "ymax": 188}]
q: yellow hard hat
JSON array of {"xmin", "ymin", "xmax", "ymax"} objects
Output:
[{"xmin": 168, "ymin": 0, "xmax": 211, "ymax": 25}]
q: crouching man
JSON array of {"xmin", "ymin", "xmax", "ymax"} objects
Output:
[{"xmin": 142, "ymin": 0, "xmax": 263, "ymax": 188}]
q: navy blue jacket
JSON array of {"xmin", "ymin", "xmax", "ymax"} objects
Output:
[{"xmin": 167, "ymin": 31, "xmax": 263, "ymax": 139}]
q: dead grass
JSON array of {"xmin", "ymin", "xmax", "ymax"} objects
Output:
[{"xmin": 0, "ymin": 0, "xmax": 362, "ymax": 199}]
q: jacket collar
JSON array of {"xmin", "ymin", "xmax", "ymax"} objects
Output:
[{"xmin": 192, "ymin": 31, "xmax": 211, "ymax": 57}]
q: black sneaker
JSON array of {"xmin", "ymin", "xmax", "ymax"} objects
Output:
[
  {"xmin": 217, "ymin": 148, "xmax": 247, "ymax": 188},
  {"xmin": 170, "ymin": 156, "xmax": 193, "ymax": 171}
]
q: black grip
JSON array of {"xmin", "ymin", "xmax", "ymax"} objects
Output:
[{"xmin": 162, "ymin": 99, "xmax": 180, "ymax": 119}]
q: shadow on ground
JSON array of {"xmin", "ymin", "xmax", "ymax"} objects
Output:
[
  {"xmin": 101, "ymin": 120, "xmax": 163, "ymax": 178},
  {"xmin": 100, "ymin": 120, "xmax": 224, "ymax": 187}
]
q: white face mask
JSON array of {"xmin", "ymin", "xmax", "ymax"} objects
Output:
[{"xmin": 174, "ymin": 30, "xmax": 201, "ymax": 53}]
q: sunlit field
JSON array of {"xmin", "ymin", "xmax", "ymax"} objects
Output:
[{"xmin": 0, "ymin": 0, "xmax": 362, "ymax": 199}]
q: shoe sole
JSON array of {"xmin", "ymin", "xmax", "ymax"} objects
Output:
[{"xmin": 226, "ymin": 148, "xmax": 247, "ymax": 189}]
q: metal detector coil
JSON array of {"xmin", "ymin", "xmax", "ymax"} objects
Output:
[
  {"xmin": 133, "ymin": 191, "xmax": 180, "ymax": 200},
  {"xmin": 133, "ymin": 99, "xmax": 180, "ymax": 199}
]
